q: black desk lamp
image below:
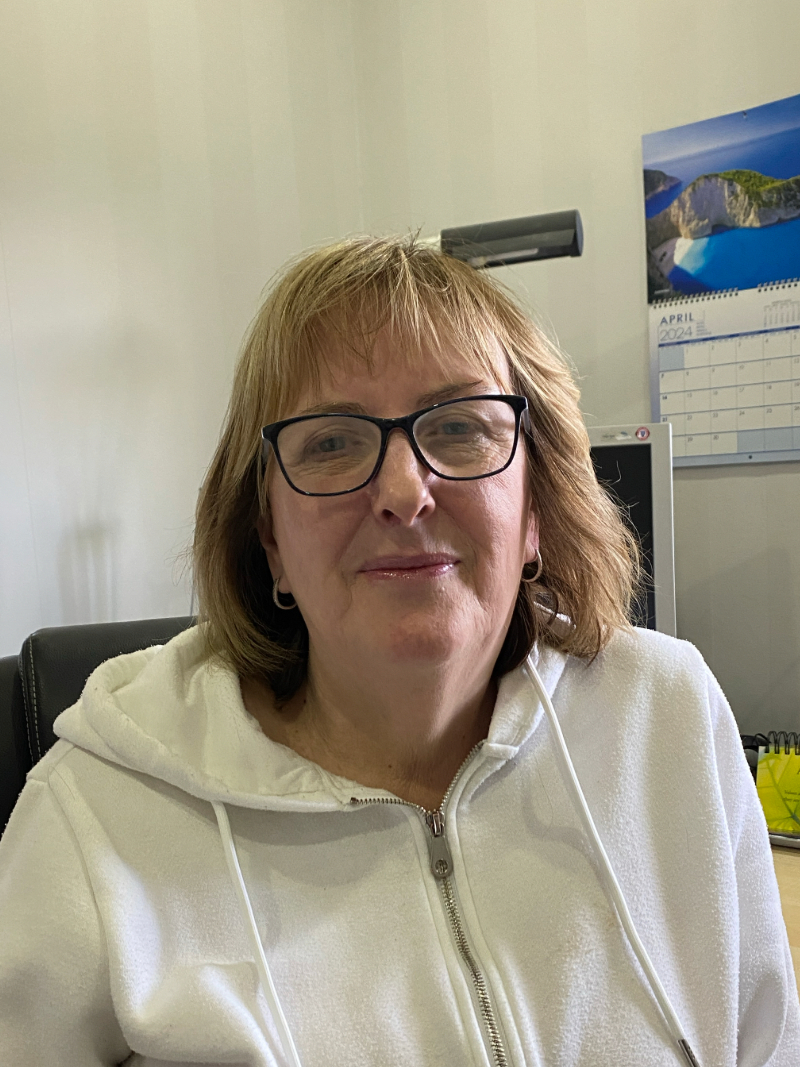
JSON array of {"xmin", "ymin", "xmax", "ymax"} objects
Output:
[{"xmin": 437, "ymin": 209, "xmax": 583, "ymax": 268}]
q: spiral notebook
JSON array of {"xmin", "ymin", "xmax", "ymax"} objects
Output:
[
  {"xmin": 742, "ymin": 733, "xmax": 800, "ymax": 848},
  {"xmin": 649, "ymin": 280, "xmax": 800, "ymax": 468}
]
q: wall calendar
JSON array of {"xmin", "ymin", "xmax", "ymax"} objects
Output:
[
  {"xmin": 642, "ymin": 93, "xmax": 800, "ymax": 466},
  {"xmin": 649, "ymin": 281, "xmax": 800, "ymax": 466}
]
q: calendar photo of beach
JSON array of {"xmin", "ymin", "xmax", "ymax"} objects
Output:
[{"xmin": 643, "ymin": 94, "xmax": 800, "ymax": 303}]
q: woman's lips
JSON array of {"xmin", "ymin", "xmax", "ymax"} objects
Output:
[{"xmin": 358, "ymin": 554, "xmax": 459, "ymax": 580}]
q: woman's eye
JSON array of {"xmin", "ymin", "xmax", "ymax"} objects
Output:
[
  {"xmin": 300, "ymin": 428, "xmax": 370, "ymax": 463},
  {"xmin": 429, "ymin": 417, "xmax": 485, "ymax": 439},
  {"xmin": 440, "ymin": 420, "xmax": 475, "ymax": 436},
  {"xmin": 316, "ymin": 435, "xmax": 347, "ymax": 453}
]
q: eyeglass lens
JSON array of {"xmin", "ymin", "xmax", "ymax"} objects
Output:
[{"xmin": 275, "ymin": 398, "xmax": 518, "ymax": 495}]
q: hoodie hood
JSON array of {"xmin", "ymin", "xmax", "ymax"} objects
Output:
[{"xmin": 53, "ymin": 625, "xmax": 568, "ymax": 812}]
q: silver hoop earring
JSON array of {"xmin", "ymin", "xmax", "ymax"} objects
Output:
[
  {"xmin": 272, "ymin": 577, "xmax": 297, "ymax": 611},
  {"xmin": 521, "ymin": 552, "xmax": 543, "ymax": 584}
]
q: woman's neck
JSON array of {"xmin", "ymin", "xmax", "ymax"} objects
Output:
[{"xmin": 242, "ymin": 653, "xmax": 496, "ymax": 810}]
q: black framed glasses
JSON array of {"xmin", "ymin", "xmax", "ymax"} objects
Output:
[{"xmin": 261, "ymin": 394, "xmax": 531, "ymax": 497}]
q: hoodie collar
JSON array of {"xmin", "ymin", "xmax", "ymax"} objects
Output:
[{"xmin": 54, "ymin": 626, "xmax": 567, "ymax": 812}]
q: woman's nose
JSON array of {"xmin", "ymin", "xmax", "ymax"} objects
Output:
[{"xmin": 367, "ymin": 429, "xmax": 435, "ymax": 524}]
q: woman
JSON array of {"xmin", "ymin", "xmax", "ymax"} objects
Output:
[{"xmin": 0, "ymin": 236, "xmax": 797, "ymax": 1066}]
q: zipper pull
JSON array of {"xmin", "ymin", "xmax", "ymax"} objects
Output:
[{"xmin": 425, "ymin": 809, "xmax": 453, "ymax": 880}]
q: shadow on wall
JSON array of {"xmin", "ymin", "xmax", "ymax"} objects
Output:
[
  {"xmin": 678, "ymin": 546, "xmax": 800, "ymax": 736},
  {"xmin": 20, "ymin": 318, "xmax": 181, "ymax": 631},
  {"xmin": 57, "ymin": 521, "xmax": 119, "ymax": 625}
]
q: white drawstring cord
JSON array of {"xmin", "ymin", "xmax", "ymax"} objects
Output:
[
  {"xmin": 213, "ymin": 801, "xmax": 304, "ymax": 1067},
  {"xmin": 523, "ymin": 655, "xmax": 702, "ymax": 1067}
]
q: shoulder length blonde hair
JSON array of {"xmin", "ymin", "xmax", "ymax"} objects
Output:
[{"xmin": 193, "ymin": 235, "xmax": 640, "ymax": 699}]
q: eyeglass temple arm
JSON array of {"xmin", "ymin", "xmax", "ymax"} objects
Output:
[{"xmin": 260, "ymin": 432, "xmax": 273, "ymax": 467}]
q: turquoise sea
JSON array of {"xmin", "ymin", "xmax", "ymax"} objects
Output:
[{"xmin": 669, "ymin": 216, "xmax": 800, "ymax": 293}]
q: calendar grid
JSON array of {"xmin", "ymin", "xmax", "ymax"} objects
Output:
[{"xmin": 649, "ymin": 284, "xmax": 800, "ymax": 466}]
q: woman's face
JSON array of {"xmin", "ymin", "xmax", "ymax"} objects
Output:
[{"xmin": 258, "ymin": 330, "xmax": 539, "ymax": 673}]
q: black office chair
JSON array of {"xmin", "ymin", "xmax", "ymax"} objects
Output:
[
  {"xmin": 0, "ymin": 655, "xmax": 28, "ymax": 831},
  {"xmin": 0, "ymin": 616, "xmax": 193, "ymax": 834}
]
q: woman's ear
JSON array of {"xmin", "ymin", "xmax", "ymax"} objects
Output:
[
  {"xmin": 256, "ymin": 514, "xmax": 285, "ymax": 586},
  {"xmin": 524, "ymin": 511, "xmax": 539, "ymax": 565}
]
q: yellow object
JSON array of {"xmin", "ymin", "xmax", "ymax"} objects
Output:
[{"xmin": 757, "ymin": 747, "xmax": 800, "ymax": 834}]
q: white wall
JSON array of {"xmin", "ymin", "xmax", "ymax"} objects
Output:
[
  {"xmin": 0, "ymin": 0, "xmax": 364, "ymax": 648},
  {"xmin": 2, "ymin": 0, "xmax": 799, "ymax": 733}
]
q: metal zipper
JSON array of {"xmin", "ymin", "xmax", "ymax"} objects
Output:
[
  {"xmin": 350, "ymin": 744, "xmax": 510, "ymax": 1067},
  {"xmin": 439, "ymin": 875, "xmax": 509, "ymax": 1067}
]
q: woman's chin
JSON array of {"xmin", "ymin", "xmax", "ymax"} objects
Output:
[
  {"xmin": 311, "ymin": 587, "xmax": 497, "ymax": 666},
  {"xmin": 369, "ymin": 613, "xmax": 473, "ymax": 664}
]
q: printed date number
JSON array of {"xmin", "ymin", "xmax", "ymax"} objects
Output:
[{"xmin": 659, "ymin": 326, "xmax": 693, "ymax": 342}]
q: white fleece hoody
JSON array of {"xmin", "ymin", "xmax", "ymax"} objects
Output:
[{"xmin": 0, "ymin": 625, "xmax": 798, "ymax": 1067}]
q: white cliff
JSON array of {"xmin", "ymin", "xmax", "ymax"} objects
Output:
[{"xmin": 647, "ymin": 172, "xmax": 800, "ymax": 248}]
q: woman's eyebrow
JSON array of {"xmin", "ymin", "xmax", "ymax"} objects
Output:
[
  {"xmin": 296, "ymin": 382, "xmax": 489, "ymax": 418},
  {"xmin": 296, "ymin": 400, "xmax": 368, "ymax": 416},
  {"xmin": 415, "ymin": 381, "xmax": 488, "ymax": 407}
]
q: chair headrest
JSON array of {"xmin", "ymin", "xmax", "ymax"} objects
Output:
[{"xmin": 19, "ymin": 616, "xmax": 193, "ymax": 764}]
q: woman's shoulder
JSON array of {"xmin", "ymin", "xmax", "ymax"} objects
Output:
[
  {"xmin": 595, "ymin": 625, "xmax": 710, "ymax": 685},
  {"xmin": 557, "ymin": 625, "xmax": 729, "ymax": 743}
]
